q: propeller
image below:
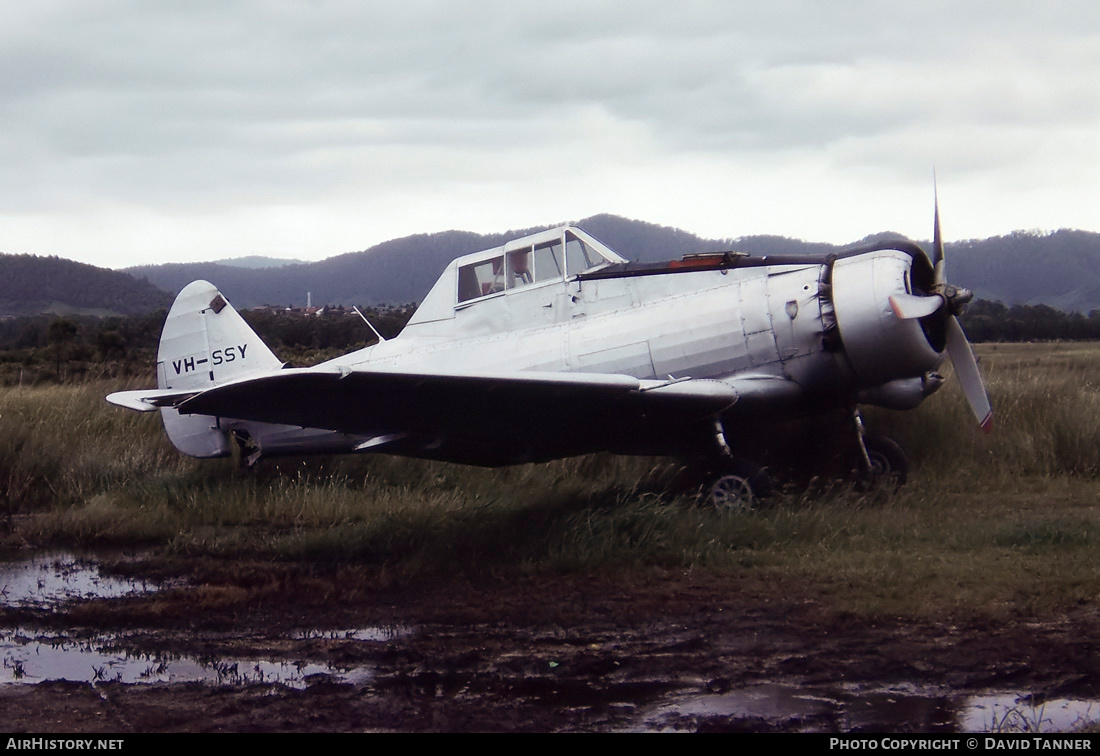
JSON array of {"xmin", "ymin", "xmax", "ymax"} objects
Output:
[{"xmin": 888, "ymin": 192, "xmax": 993, "ymax": 433}]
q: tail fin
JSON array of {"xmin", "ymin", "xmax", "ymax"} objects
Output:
[{"xmin": 157, "ymin": 280, "xmax": 281, "ymax": 457}]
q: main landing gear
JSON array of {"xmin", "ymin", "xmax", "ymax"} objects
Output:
[
  {"xmin": 692, "ymin": 408, "xmax": 909, "ymax": 511},
  {"xmin": 847, "ymin": 407, "xmax": 908, "ymax": 491},
  {"xmin": 699, "ymin": 419, "xmax": 773, "ymax": 512}
]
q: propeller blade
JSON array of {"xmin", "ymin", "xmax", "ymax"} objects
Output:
[
  {"xmin": 889, "ymin": 292, "xmax": 944, "ymax": 320},
  {"xmin": 932, "ymin": 182, "xmax": 946, "ymax": 285},
  {"xmin": 945, "ymin": 315, "xmax": 993, "ymax": 432}
]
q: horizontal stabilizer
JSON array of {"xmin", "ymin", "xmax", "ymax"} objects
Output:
[{"xmin": 106, "ymin": 388, "xmax": 202, "ymax": 412}]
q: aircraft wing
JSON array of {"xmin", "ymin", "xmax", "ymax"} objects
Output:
[{"xmin": 113, "ymin": 367, "xmax": 800, "ymax": 464}]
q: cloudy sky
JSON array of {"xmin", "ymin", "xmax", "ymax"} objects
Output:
[{"xmin": 3, "ymin": 1, "xmax": 1099, "ymax": 268}]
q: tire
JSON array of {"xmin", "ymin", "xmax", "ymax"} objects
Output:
[
  {"xmin": 849, "ymin": 435, "xmax": 908, "ymax": 491},
  {"xmin": 704, "ymin": 458, "xmax": 773, "ymax": 512}
]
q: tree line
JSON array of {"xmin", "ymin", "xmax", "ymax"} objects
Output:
[{"xmin": 957, "ymin": 299, "xmax": 1100, "ymax": 342}]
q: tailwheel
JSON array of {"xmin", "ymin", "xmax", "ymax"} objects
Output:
[
  {"xmin": 849, "ymin": 435, "xmax": 908, "ymax": 492},
  {"xmin": 230, "ymin": 430, "xmax": 262, "ymax": 470},
  {"xmin": 704, "ymin": 458, "xmax": 773, "ymax": 512}
]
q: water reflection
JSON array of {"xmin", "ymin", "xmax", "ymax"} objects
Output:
[
  {"xmin": 962, "ymin": 693, "xmax": 1096, "ymax": 733},
  {"xmin": 294, "ymin": 626, "xmax": 412, "ymax": 642},
  {"xmin": 0, "ymin": 628, "xmax": 380, "ymax": 688},
  {"xmin": 0, "ymin": 553, "xmax": 406, "ymax": 689},
  {"xmin": 0, "ymin": 552, "xmax": 157, "ymax": 606},
  {"xmin": 639, "ymin": 683, "xmax": 1100, "ymax": 733}
]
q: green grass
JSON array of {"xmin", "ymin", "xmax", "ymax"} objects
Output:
[{"xmin": 3, "ymin": 342, "xmax": 1100, "ymax": 619}]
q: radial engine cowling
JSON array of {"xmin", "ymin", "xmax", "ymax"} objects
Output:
[{"xmin": 830, "ymin": 249, "xmax": 944, "ymax": 390}]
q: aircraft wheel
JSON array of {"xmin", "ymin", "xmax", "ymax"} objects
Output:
[
  {"xmin": 230, "ymin": 430, "xmax": 262, "ymax": 471},
  {"xmin": 705, "ymin": 459, "xmax": 772, "ymax": 512},
  {"xmin": 850, "ymin": 435, "xmax": 908, "ymax": 491}
]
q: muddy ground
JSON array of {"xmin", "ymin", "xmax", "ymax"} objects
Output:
[{"xmin": 2, "ymin": 560, "xmax": 1099, "ymax": 733}]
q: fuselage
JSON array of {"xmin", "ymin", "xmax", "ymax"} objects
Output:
[
  {"xmin": 331, "ymin": 262, "xmax": 838, "ymax": 391},
  {"xmin": 322, "ymin": 230, "xmax": 945, "ymax": 416}
]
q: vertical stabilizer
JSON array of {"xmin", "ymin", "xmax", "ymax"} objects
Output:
[{"xmin": 157, "ymin": 280, "xmax": 281, "ymax": 457}]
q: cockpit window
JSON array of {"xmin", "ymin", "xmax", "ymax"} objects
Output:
[
  {"xmin": 565, "ymin": 230, "xmax": 610, "ymax": 275},
  {"xmin": 457, "ymin": 255, "xmax": 505, "ymax": 302},
  {"xmin": 506, "ymin": 247, "xmax": 534, "ymax": 289},
  {"xmin": 533, "ymin": 239, "xmax": 564, "ymax": 282}
]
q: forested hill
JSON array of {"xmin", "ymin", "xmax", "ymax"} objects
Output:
[
  {"xmin": 947, "ymin": 230, "xmax": 1100, "ymax": 313},
  {"xmin": 7, "ymin": 217, "xmax": 1100, "ymax": 315},
  {"xmin": 0, "ymin": 253, "xmax": 171, "ymax": 317},
  {"xmin": 126, "ymin": 216, "xmax": 1100, "ymax": 313},
  {"xmin": 124, "ymin": 214, "xmax": 847, "ymax": 309}
]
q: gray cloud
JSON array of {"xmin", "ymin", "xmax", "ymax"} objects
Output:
[{"xmin": 2, "ymin": 1, "xmax": 1099, "ymax": 265}]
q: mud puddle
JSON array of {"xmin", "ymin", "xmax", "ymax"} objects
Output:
[
  {"xmin": 0, "ymin": 627, "xmax": 385, "ymax": 687},
  {"xmin": 636, "ymin": 683, "xmax": 1100, "ymax": 733},
  {"xmin": 0, "ymin": 552, "xmax": 410, "ymax": 688},
  {"xmin": 0, "ymin": 552, "xmax": 158, "ymax": 607}
]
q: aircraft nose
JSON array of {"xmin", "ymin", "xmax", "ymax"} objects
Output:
[{"xmin": 830, "ymin": 250, "xmax": 945, "ymax": 388}]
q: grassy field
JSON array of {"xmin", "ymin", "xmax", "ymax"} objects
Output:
[{"xmin": 2, "ymin": 342, "xmax": 1099, "ymax": 618}]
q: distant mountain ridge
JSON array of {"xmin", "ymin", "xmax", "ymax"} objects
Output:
[
  {"xmin": 213, "ymin": 255, "xmax": 307, "ymax": 269},
  {"xmin": 947, "ymin": 230, "xmax": 1100, "ymax": 313},
  {"xmin": 127, "ymin": 215, "xmax": 1100, "ymax": 313},
  {"xmin": 123, "ymin": 214, "xmax": 851, "ymax": 309},
  {"xmin": 5, "ymin": 216, "xmax": 1100, "ymax": 317},
  {"xmin": 0, "ymin": 253, "xmax": 171, "ymax": 317}
]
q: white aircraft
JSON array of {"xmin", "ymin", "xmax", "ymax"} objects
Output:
[{"xmin": 107, "ymin": 210, "xmax": 991, "ymax": 508}]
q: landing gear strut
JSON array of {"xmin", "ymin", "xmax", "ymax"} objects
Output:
[
  {"xmin": 700, "ymin": 418, "xmax": 773, "ymax": 511},
  {"xmin": 848, "ymin": 408, "xmax": 908, "ymax": 491}
]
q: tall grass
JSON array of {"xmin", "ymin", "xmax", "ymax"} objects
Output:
[
  {"xmin": 3, "ymin": 344, "xmax": 1100, "ymax": 617},
  {"xmin": 871, "ymin": 343, "xmax": 1100, "ymax": 480},
  {"xmin": 1, "ymin": 379, "xmax": 199, "ymax": 510}
]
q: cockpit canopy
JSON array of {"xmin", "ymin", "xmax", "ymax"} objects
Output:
[
  {"xmin": 403, "ymin": 226, "xmax": 625, "ymax": 333},
  {"xmin": 456, "ymin": 227, "xmax": 621, "ymax": 305}
]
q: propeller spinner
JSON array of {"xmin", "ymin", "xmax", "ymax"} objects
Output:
[{"xmin": 888, "ymin": 198, "xmax": 993, "ymax": 432}]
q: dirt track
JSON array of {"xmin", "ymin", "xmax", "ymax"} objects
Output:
[{"xmin": 2, "ymin": 563, "xmax": 1099, "ymax": 733}]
